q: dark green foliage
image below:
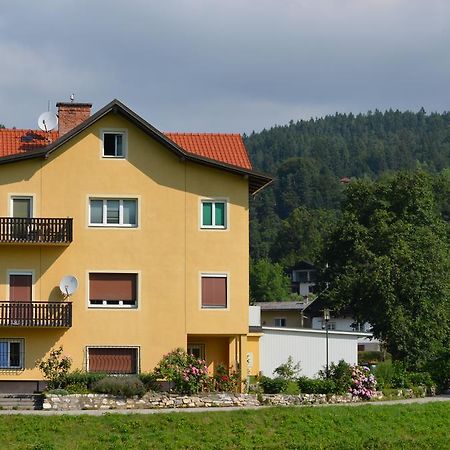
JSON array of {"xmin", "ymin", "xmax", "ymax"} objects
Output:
[
  {"xmin": 297, "ymin": 377, "xmax": 336, "ymax": 394},
  {"xmin": 258, "ymin": 376, "xmax": 288, "ymax": 394},
  {"xmin": 320, "ymin": 171, "xmax": 450, "ymax": 369},
  {"xmin": 358, "ymin": 351, "xmax": 386, "ymax": 364},
  {"xmin": 375, "ymin": 361, "xmax": 435, "ymax": 391},
  {"xmin": 92, "ymin": 376, "xmax": 146, "ymax": 397},
  {"xmin": 318, "ymin": 360, "xmax": 353, "ymax": 394},
  {"xmin": 247, "ymin": 109, "xmax": 450, "ymax": 262},
  {"xmin": 138, "ymin": 372, "xmax": 160, "ymax": 392},
  {"xmin": 270, "ymin": 207, "xmax": 338, "ymax": 268},
  {"xmin": 425, "ymin": 349, "xmax": 450, "ymax": 390},
  {"xmin": 61, "ymin": 370, "xmax": 107, "ymax": 392},
  {"xmin": 249, "ymin": 258, "xmax": 291, "ymax": 301}
]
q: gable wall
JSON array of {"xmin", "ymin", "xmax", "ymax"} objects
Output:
[{"xmin": 0, "ymin": 113, "xmax": 249, "ymax": 378}]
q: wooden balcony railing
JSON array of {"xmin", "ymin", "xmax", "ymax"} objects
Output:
[
  {"xmin": 0, "ymin": 218, "xmax": 73, "ymax": 244},
  {"xmin": 0, "ymin": 302, "xmax": 72, "ymax": 328}
]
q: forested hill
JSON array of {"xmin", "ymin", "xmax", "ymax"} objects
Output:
[{"xmin": 244, "ymin": 109, "xmax": 450, "ymax": 265}]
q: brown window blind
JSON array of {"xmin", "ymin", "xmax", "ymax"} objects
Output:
[
  {"xmin": 88, "ymin": 347, "xmax": 137, "ymax": 374},
  {"xmin": 89, "ymin": 273, "xmax": 136, "ymax": 301},
  {"xmin": 202, "ymin": 276, "xmax": 227, "ymax": 308}
]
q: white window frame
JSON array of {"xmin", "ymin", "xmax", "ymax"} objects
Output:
[
  {"xmin": 274, "ymin": 318, "xmax": 287, "ymax": 327},
  {"xmin": 187, "ymin": 343, "xmax": 206, "ymax": 361},
  {"xmin": 86, "ymin": 346, "xmax": 140, "ymax": 374},
  {"xmin": 200, "ymin": 272, "xmax": 230, "ymax": 310},
  {"xmin": 101, "ymin": 129, "xmax": 127, "ymax": 159},
  {"xmin": 9, "ymin": 195, "xmax": 35, "ymax": 218},
  {"xmin": 89, "ymin": 198, "xmax": 138, "ymax": 227},
  {"xmin": 87, "ymin": 271, "xmax": 139, "ymax": 309},
  {"xmin": 200, "ymin": 199, "xmax": 227, "ymax": 229},
  {"xmin": 0, "ymin": 339, "xmax": 24, "ymax": 369}
]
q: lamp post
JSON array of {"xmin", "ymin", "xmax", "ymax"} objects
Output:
[{"xmin": 323, "ymin": 308, "xmax": 331, "ymax": 378}]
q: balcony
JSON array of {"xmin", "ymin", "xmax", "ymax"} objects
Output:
[
  {"xmin": 0, "ymin": 218, "xmax": 73, "ymax": 245},
  {"xmin": 0, "ymin": 302, "xmax": 72, "ymax": 328}
]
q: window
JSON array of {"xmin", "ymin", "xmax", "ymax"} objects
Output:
[
  {"xmin": 102, "ymin": 131, "xmax": 126, "ymax": 158},
  {"xmin": 89, "ymin": 199, "xmax": 137, "ymax": 227},
  {"xmin": 274, "ymin": 318, "xmax": 286, "ymax": 327},
  {"xmin": 0, "ymin": 339, "xmax": 23, "ymax": 369},
  {"xmin": 187, "ymin": 343, "xmax": 205, "ymax": 360},
  {"xmin": 201, "ymin": 200, "xmax": 226, "ymax": 229},
  {"xmin": 201, "ymin": 275, "xmax": 227, "ymax": 308},
  {"xmin": 89, "ymin": 273, "xmax": 137, "ymax": 308},
  {"xmin": 322, "ymin": 321, "xmax": 336, "ymax": 331},
  {"xmin": 87, "ymin": 347, "xmax": 138, "ymax": 374}
]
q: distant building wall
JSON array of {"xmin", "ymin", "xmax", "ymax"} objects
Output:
[{"xmin": 260, "ymin": 327, "xmax": 366, "ymax": 378}]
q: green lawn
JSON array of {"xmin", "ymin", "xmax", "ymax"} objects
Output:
[{"xmin": 0, "ymin": 402, "xmax": 449, "ymax": 449}]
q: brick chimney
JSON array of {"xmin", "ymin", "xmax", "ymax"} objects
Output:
[{"xmin": 56, "ymin": 102, "xmax": 92, "ymax": 136}]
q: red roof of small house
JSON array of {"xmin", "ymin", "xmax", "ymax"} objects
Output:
[
  {"xmin": 165, "ymin": 133, "xmax": 252, "ymax": 170},
  {"xmin": 0, "ymin": 129, "xmax": 252, "ymax": 171},
  {"xmin": 0, "ymin": 129, "xmax": 59, "ymax": 157}
]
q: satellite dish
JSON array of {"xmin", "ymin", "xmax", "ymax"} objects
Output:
[
  {"xmin": 59, "ymin": 275, "xmax": 78, "ymax": 297},
  {"xmin": 38, "ymin": 112, "xmax": 58, "ymax": 132}
]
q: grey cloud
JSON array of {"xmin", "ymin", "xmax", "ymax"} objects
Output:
[{"xmin": 1, "ymin": 0, "xmax": 449, "ymax": 133}]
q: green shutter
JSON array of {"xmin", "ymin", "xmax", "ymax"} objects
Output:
[
  {"xmin": 215, "ymin": 202, "xmax": 225, "ymax": 226},
  {"xmin": 202, "ymin": 202, "xmax": 212, "ymax": 226}
]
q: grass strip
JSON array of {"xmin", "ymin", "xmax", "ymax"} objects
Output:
[{"xmin": 0, "ymin": 402, "xmax": 448, "ymax": 449}]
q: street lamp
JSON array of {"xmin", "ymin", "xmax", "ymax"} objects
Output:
[{"xmin": 323, "ymin": 308, "xmax": 331, "ymax": 378}]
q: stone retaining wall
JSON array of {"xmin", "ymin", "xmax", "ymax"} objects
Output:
[
  {"xmin": 42, "ymin": 387, "xmax": 430, "ymax": 411},
  {"xmin": 42, "ymin": 391, "xmax": 386, "ymax": 411}
]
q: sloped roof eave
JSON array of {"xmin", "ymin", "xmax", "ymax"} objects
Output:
[{"xmin": 0, "ymin": 99, "xmax": 273, "ymax": 194}]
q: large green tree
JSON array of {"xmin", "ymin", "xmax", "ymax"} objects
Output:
[
  {"xmin": 320, "ymin": 171, "xmax": 450, "ymax": 369},
  {"xmin": 249, "ymin": 259, "xmax": 291, "ymax": 302}
]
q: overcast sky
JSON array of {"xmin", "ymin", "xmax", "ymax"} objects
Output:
[{"xmin": 1, "ymin": 0, "xmax": 449, "ymax": 133}]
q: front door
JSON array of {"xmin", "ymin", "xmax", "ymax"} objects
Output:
[
  {"xmin": 9, "ymin": 274, "xmax": 32, "ymax": 325},
  {"xmin": 11, "ymin": 197, "xmax": 32, "ymax": 240}
]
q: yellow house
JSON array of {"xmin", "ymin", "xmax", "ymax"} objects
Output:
[{"xmin": 0, "ymin": 100, "xmax": 271, "ymax": 391}]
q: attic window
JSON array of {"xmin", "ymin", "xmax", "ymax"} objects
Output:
[{"xmin": 102, "ymin": 131, "xmax": 126, "ymax": 158}]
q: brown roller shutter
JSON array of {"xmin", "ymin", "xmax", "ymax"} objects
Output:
[
  {"xmin": 89, "ymin": 273, "xmax": 136, "ymax": 301},
  {"xmin": 88, "ymin": 347, "xmax": 137, "ymax": 374},
  {"xmin": 202, "ymin": 276, "xmax": 227, "ymax": 307}
]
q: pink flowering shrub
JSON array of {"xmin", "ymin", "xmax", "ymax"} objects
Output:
[
  {"xmin": 349, "ymin": 365, "xmax": 377, "ymax": 400},
  {"xmin": 36, "ymin": 346, "xmax": 72, "ymax": 389},
  {"xmin": 214, "ymin": 364, "xmax": 241, "ymax": 392},
  {"xmin": 155, "ymin": 348, "xmax": 209, "ymax": 394}
]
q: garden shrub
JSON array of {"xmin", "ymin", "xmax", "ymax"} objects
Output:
[
  {"xmin": 318, "ymin": 360, "xmax": 352, "ymax": 394},
  {"xmin": 92, "ymin": 376, "xmax": 146, "ymax": 397},
  {"xmin": 138, "ymin": 372, "xmax": 160, "ymax": 392},
  {"xmin": 273, "ymin": 356, "xmax": 301, "ymax": 381},
  {"xmin": 425, "ymin": 350, "xmax": 450, "ymax": 391},
  {"xmin": 63, "ymin": 370, "xmax": 107, "ymax": 391},
  {"xmin": 154, "ymin": 348, "xmax": 209, "ymax": 394},
  {"xmin": 358, "ymin": 351, "xmax": 386, "ymax": 364},
  {"xmin": 214, "ymin": 364, "xmax": 241, "ymax": 392},
  {"xmin": 259, "ymin": 376, "xmax": 288, "ymax": 394},
  {"xmin": 374, "ymin": 361, "xmax": 396, "ymax": 389},
  {"xmin": 36, "ymin": 347, "xmax": 72, "ymax": 389},
  {"xmin": 348, "ymin": 366, "xmax": 377, "ymax": 400},
  {"xmin": 297, "ymin": 377, "xmax": 336, "ymax": 394}
]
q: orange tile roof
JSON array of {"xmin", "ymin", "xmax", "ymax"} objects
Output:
[
  {"xmin": 165, "ymin": 133, "xmax": 252, "ymax": 170},
  {"xmin": 0, "ymin": 129, "xmax": 252, "ymax": 170},
  {"xmin": 0, "ymin": 129, "xmax": 58, "ymax": 157}
]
